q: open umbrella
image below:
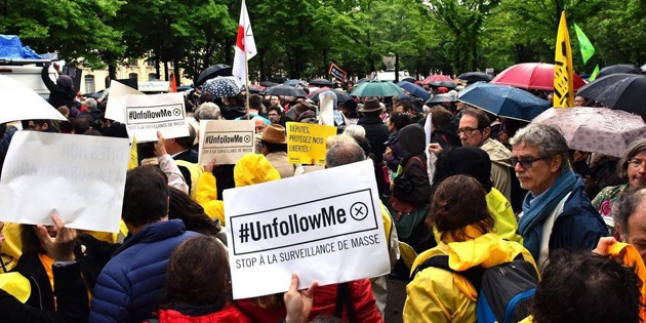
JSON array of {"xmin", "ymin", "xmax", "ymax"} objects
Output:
[
  {"xmin": 401, "ymin": 77, "xmax": 416, "ymax": 83},
  {"xmin": 533, "ymin": 107, "xmax": 646, "ymax": 157},
  {"xmin": 577, "ymin": 73, "xmax": 646, "ymax": 116},
  {"xmin": 196, "ymin": 64, "xmax": 232, "ymax": 87},
  {"xmin": 309, "ymin": 79, "xmax": 334, "ymax": 87},
  {"xmin": 491, "ymin": 63, "xmax": 585, "ymax": 91},
  {"xmin": 397, "ymin": 81, "xmax": 430, "ymax": 100},
  {"xmin": 202, "ymin": 77, "xmax": 241, "ymax": 98},
  {"xmin": 421, "ymin": 75, "xmax": 452, "ymax": 84},
  {"xmin": 264, "ymin": 84, "xmax": 307, "ymax": 97},
  {"xmin": 458, "ymin": 82, "xmax": 550, "ymax": 121},
  {"xmin": 457, "ymin": 72, "xmax": 492, "ymax": 84},
  {"xmin": 596, "ymin": 64, "xmax": 642, "ymax": 79},
  {"xmin": 426, "ymin": 93, "xmax": 458, "ymax": 105},
  {"xmin": 350, "ymin": 80, "xmax": 404, "ymax": 97},
  {"xmin": 427, "ymin": 81, "xmax": 457, "ymax": 89},
  {"xmin": 0, "ymin": 75, "xmax": 68, "ymax": 124},
  {"xmin": 284, "ymin": 79, "xmax": 308, "ymax": 88},
  {"xmin": 260, "ymin": 81, "xmax": 278, "ymax": 88},
  {"xmin": 309, "ymin": 88, "xmax": 351, "ymax": 104}
]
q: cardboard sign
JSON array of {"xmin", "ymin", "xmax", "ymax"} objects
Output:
[
  {"xmin": 224, "ymin": 160, "xmax": 390, "ymax": 299},
  {"xmin": 286, "ymin": 122, "xmax": 337, "ymax": 166},
  {"xmin": 105, "ymin": 80, "xmax": 144, "ymax": 123},
  {"xmin": 328, "ymin": 63, "xmax": 347, "ymax": 82},
  {"xmin": 62, "ymin": 66, "xmax": 82, "ymax": 94},
  {"xmin": 0, "ymin": 132, "xmax": 129, "ymax": 232},
  {"xmin": 123, "ymin": 93, "xmax": 189, "ymax": 142},
  {"xmin": 198, "ymin": 120, "xmax": 256, "ymax": 165}
]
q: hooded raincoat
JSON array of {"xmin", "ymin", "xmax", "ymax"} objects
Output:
[
  {"xmin": 393, "ymin": 124, "xmax": 430, "ymax": 206},
  {"xmin": 403, "ymin": 227, "xmax": 538, "ymax": 323}
]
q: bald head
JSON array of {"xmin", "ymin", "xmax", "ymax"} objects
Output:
[{"xmin": 326, "ymin": 141, "xmax": 366, "ymax": 168}]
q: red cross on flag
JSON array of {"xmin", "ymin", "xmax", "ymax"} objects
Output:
[{"xmin": 232, "ymin": 0, "xmax": 257, "ymax": 88}]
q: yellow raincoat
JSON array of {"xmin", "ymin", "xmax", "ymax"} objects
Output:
[{"xmin": 404, "ymin": 226, "xmax": 538, "ymax": 323}]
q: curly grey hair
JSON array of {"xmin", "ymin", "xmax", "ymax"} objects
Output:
[
  {"xmin": 510, "ymin": 123, "xmax": 570, "ymax": 171},
  {"xmin": 194, "ymin": 102, "xmax": 222, "ymax": 122}
]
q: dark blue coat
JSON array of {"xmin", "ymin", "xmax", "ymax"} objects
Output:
[
  {"xmin": 89, "ymin": 220, "xmax": 199, "ymax": 323},
  {"xmin": 549, "ymin": 176, "xmax": 608, "ymax": 253}
]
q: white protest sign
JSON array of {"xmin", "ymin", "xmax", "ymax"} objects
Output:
[
  {"xmin": 198, "ymin": 120, "xmax": 255, "ymax": 165},
  {"xmin": 105, "ymin": 80, "xmax": 144, "ymax": 123},
  {"xmin": 123, "ymin": 93, "xmax": 189, "ymax": 142},
  {"xmin": 319, "ymin": 91, "xmax": 335, "ymax": 126},
  {"xmin": 0, "ymin": 132, "xmax": 129, "ymax": 232},
  {"xmin": 0, "ymin": 76, "xmax": 68, "ymax": 124},
  {"xmin": 224, "ymin": 159, "xmax": 390, "ymax": 299}
]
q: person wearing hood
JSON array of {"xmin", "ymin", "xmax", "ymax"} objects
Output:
[
  {"xmin": 403, "ymin": 175, "xmax": 538, "ymax": 323},
  {"xmin": 429, "ymin": 106, "xmax": 461, "ymax": 148},
  {"xmin": 220, "ymin": 94, "xmax": 247, "ymax": 120},
  {"xmin": 41, "ymin": 65, "xmax": 76, "ymax": 109},
  {"xmin": 459, "ymin": 108, "xmax": 514, "ymax": 202},
  {"xmin": 384, "ymin": 113, "xmax": 411, "ymax": 173},
  {"xmin": 431, "ymin": 147, "xmax": 523, "ymax": 244},
  {"xmin": 511, "ymin": 123, "xmax": 607, "ymax": 270},
  {"xmin": 389, "ymin": 124, "xmax": 431, "ymax": 250}
]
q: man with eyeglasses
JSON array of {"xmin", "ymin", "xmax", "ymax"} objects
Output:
[
  {"xmin": 458, "ymin": 108, "xmax": 514, "ymax": 202},
  {"xmin": 511, "ymin": 123, "xmax": 607, "ymax": 270}
]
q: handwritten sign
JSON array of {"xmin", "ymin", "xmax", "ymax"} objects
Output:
[
  {"xmin": 224, "ymin": 160, "xmax": 390, "ymax": 299},
  {"xmin": 198, "ymin": 120, "xmax": 255, "ymax": 165},
  {"xmin": 286, "ymin": 122, "xmax": 337, "ymax": 166},
  {"xmin": 0, "ymin": 132, "xmax": 129, "ymax": 232},
  {"xmin": 123, "ymin": 93, "xmax": 189, "ymax": 142}
]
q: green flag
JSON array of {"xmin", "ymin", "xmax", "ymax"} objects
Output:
[
  {"xmin": 589, "ymin": 64, "xmax": 600, "ymax": 81},
  {"xmin": 574, "ymin": 23, "xmax": 595, "ymax": 65}
]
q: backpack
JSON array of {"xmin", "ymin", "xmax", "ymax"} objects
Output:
[{"xmin": 412, "ymin": 254, "xmax": 538, "ymax": 323}]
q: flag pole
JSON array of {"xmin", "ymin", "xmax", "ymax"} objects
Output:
[{"xmin": 244, "ymin": 49, "xmax": 250, "ymax": 112}]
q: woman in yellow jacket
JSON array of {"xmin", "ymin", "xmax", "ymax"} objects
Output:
[{"xmin": 403, "ymin": 175, "xmax": 538, "ymax": 323}]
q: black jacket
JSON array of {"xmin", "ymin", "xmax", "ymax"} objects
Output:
[
  {"xmin": 431, "ymin": 125, "xmax": 461, "ymax": 148},
  {"xmin": 394, "ymin": 124, "xmax": 431, "ymax": 206},
  {"xmin": 2, "ymin": 261, "xmax": 88, "ymax": 323},
  {"xmin": 358, "ymin": 114, "xmax": 389, "ymax": 164},
  {"xmin": 41, "ymin": 66, "xmax": 76, "ymax": 109}
]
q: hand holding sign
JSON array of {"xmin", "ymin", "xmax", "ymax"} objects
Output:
[
  {"xmin": 284, "ymin": 274, "xmax": 318, "ymax": 323},
  {"xmin": 154, "ymin": 131, "xmax": 168, "ymax": 157},
  {"xmin": 35, "ymin": 215, "xmax": 78, "ymax": 262}
]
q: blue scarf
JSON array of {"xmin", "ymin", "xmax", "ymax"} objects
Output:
[{"xmin": 519, "ymin": 170, "xmax": 576, "ymax": 260}]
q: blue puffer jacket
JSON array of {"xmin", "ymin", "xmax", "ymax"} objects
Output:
[{"xmin": 89, "ymin": 219, "xmax": 199, "ymax": 323}]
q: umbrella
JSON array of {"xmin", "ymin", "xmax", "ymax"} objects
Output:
[
  {"xmin": 457, "ymin": 72, "xmax": 493, "ymax": 83},
  {"xmin": 309, "ymin": 88, "xmax": 351, "ymax": 104},
  {"xmin": 350, "ymin": 80, "xmax": 404, "ymax": 97},
  {"xmin": 260, "ymin": 81, "xmax": 278, "ymax": 88},
  {"xmin": 196, "ymin": 64, "xmax": 232, "ymax": 87},
  {"xmin": 397, "ymin": 81, "xmax": 430, "ymax": 100},
  {"xmin": 421, "ymin": 75, "xmax": 453, "ymax": 84},
  {"xmin": 309, "ymin": 79, "xmax": 334, "ymax": 87},
  {"xmin": 284, "ymin": 79, "xmax": 308, "ymax": 88},
  {"xmin": 264, "ymin": 84, "xmax": 308, "ymax": 97},
  {"xmin": 0, "ymin": 75, "xmax": 67, "ymax": 124},
  {"xmin": 401, "ymin": 77, "xmax": 416, "ymax": 83},
  {"xmin": 577, "ymin": 73, "xmax": 646, "ymax": 116},
  {"xmin": 533, "ymin": 107, "xmax": 646, "ymax": 157},
  {"xmin": 243, "ymin": 84, "xmax": 264, "ymax": 94},
  {"xmin": 426, "ymin": 93, "xmax": 458, "ymax": 105},
  {"xmin": 356, "ymin": 78, "xmax": 370, "ymax": 85},
  {"xmin": 491, "ymin": 63, "xmax": 585, "ymax": 91},
  {"xmin": 202, "ymin": 77, "xmax": 241, "ymax": 98},
  {"xmin": 596, "ymin": 64, "xmax": 642, "ymax": 79},
  {"xmin": 427, "ymin": 81, "xmax": 457, "ymax": 89},
  {"xmin": 458, "ymin": 82, "xmax": 550, "ymax": 121}
]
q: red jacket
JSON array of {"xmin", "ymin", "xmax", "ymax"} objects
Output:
[
  {"xmin": 144, "ymin": 304, "xmax": 252, "ymax": 323},
  {"xmin": 235, "ymin": 279, "xmax": 383, "ymax": 323}
]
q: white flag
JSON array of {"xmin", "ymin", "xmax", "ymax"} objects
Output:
[{"xmin": 232, "ymin": 0, "xmax": 257, "ymax": 88}]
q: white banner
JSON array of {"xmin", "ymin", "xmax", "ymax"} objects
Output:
[
  {"xmin": 123, "ymin": 93, "xmax": 188, "ymax": 142},
  {"xmin": 198, "ymin": 120, "xmax": 255, "ymax": 165},
  {"xmin": 224, "ymin": 160, "xmax": 390, "ymax": 299},
  {"xmin": 0, "ymin": 132, "xmax": 129, "ymax": 232}
]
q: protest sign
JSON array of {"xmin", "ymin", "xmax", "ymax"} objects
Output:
[
  {"xmin": 0, "ymin": 132, "xmax": 129, "ymax": 232},
  {"xmin": 328, "ymin": 63, "xmax": 347, "ymax": 82},
  {"xmin": 62, "ymin": 66, "xmax": 82, "ymax": 94},
  {"xmin": 318, "ymin": 91, "xmax": 335, "ymax": 126},
  {"xmin": 105, "ymin": 80, "xmax": 144, "ymax": 123},
  {"xmin": 286, "ymin": 122, "xmax": 336, "ymax": 165},
  {"xmin": 198, "ymin": 120, "xmax": 255, "ymax": 165},
  {"xmin": 224, "ymin": 159, "xmax": 390, "ymax": 299},
  {"xmin": 0, "ymin": 76, "xmax": 67, "ymax": 124},
  {"xmin": 123, "ymin": 92, "xmax": 188, "ymax": 142}
]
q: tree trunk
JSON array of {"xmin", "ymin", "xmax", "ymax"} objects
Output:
[
  {"xmin": 395, "ymin": 53, "xmax": 400, "ymax": 82},
  {"xmin": 108, "ymin": 64, "xmax": 117, "ymax": 81},
  {"xmin": 155, "ymin": 50, "xmax": 161, "ymax": 79},
  {"xmin": 259, "ymin": 49, "xmax": 265, "ymax": 81},
  {"xmin": 173, "ymin": 56, "xmax": 180, "ymax": 86},
  {"xmin": 164, "ymin": 60, "xmax": 169, "ymax": 81}
]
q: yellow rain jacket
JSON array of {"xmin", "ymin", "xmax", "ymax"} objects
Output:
[
  {"xmin": 433, "ymin": 188, "xmax": 523, "ymax": 245},
  {"xmin": 404, "ymin": 226, "xmax": 538, "ymax": 323},
  {"xmin": 196, "ymin": 171, "xmax": 226, "ymax": 225}
]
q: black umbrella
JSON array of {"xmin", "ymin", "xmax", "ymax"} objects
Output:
[
  {"xmin": 457, "ymin": 72, "xmax": 493, "ymax": 84},
  {"xmin": 310, "ymin": 89, "xmax": 351, "ymax": 104},
  {"xmin": 260, "ymin": 81, "xmax": 278, "ymax": 88},
  {"xmin": 428, "ymin": 81, "xmax": 457, "ymax": 89},
  {"xmin": 577, "ymin": 73, "xmax": 646, "ymax": 115},
  {"xmin": 264, "ymin": 85, "xmax": 307, "ymax": 97},
  {"xmin": 401, "ymin": 77, "xmax": 416, "ymax": 83},
  {"xmin": 196, "ymin": 64, "xmax": 232, "ymax": 87},
  {"xmin": 597, "ymin": 64, "xmax": 642, "ymax": 79},
  {"xmin": 309, "ymin": 79, "xmax": 334, "ymax": 87}
]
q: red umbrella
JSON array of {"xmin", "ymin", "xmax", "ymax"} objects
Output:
[
  {"xmin": 421, "ymin": 74, "xmax": 453, "ymax": 84},
  {"xmin": 491, "ymin": 63, "xmax": 585, "ymax": 91}
]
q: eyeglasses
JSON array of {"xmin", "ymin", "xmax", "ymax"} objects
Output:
[
  {"xmin": 457, "ymin": 127, "xmax": 480, "ymax": 135},
  {"xmin": 509, "ymin": 156, "xmax": 544, "ymax": 169},
  {"xmin": 629, "ymin": 159, "xmax": 646, "ymax": 169}
]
